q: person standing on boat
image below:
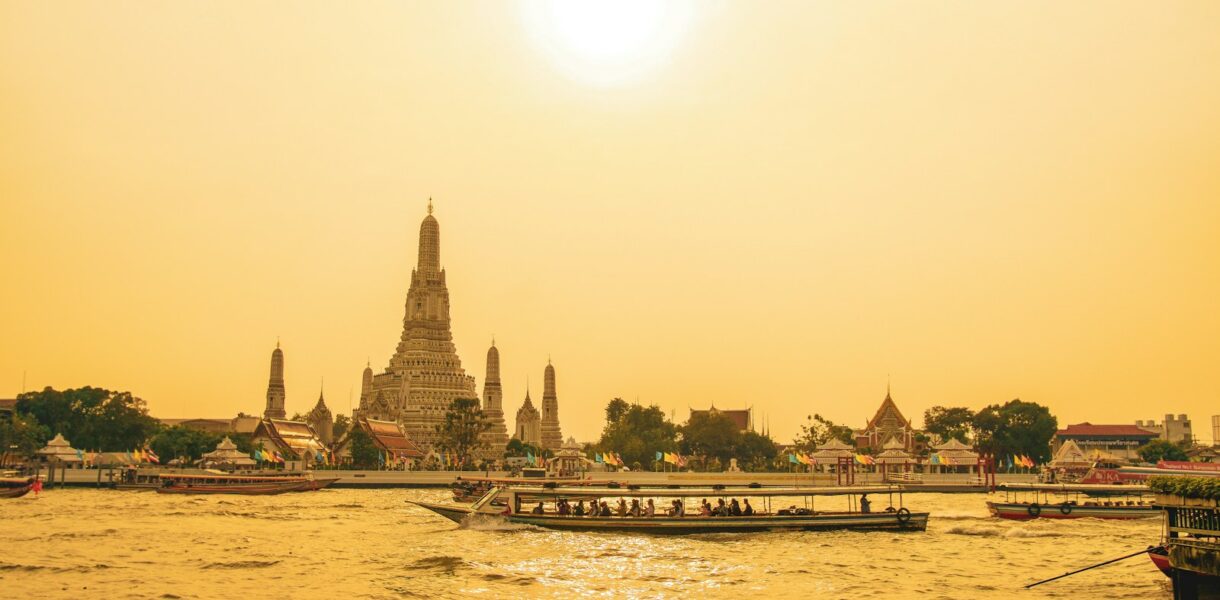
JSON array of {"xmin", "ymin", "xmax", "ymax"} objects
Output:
[{"xmin": 860, "ymin": 494, "xmax": 871, "ymax": 514}]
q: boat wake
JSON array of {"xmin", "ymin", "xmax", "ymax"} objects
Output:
[{"xmin": 459, "ymin": 514, "xmax": 536, "ymax": 532}]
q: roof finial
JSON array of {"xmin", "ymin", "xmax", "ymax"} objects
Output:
[
  {"xmin": 886, "ymin": 374, "xmax": 892, "ymax": 399},
  {"xmin": 491, "ymin": 335, "xmax": 495, "ymax": 347},
  {"xmin": 427, "ymin": 197, "xmax": 433, "ymax": 215},
  {"xmin": 276, "ymin": 336, "xmax": 280, "ymax": 349}
]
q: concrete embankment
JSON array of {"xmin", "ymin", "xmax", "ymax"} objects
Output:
[{"xmin": 45, "ymin": 468, "xmax": 1035, "ymax": 490}]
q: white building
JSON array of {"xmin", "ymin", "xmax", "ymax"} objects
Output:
[{"xmin": 1135, "ymin": 414, "xmax": 1193, "ymax": 445}]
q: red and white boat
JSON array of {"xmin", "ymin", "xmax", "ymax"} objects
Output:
[{"xmin": 987, "ymin": 483, "xmax": 1158, "ymax": 520}]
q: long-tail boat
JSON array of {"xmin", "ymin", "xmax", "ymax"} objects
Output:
[
  {"xmin": 415, "ymin": 483, "xmax": 928, "ymax": 533},
  {"xmin": 987, "ymin": 483, "xmax": 1158, "ymax": 520},
  {"xmin": 451, "ymin": 475, "xmax": 614, "ymax": 502},
  {"xmin": 156, "ymin": 473, "xmax": 339, "ymax": 495},
  {"xmin": 0, "ymin": 477, "xmax": 37, "ymax": 499}
]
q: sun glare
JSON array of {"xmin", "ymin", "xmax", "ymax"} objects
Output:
[{"xmin": 522, "ymin": 0, "xmax": 695, "ymax": 86}]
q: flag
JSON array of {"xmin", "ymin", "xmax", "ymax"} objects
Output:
[
  {"xmin": 253, "ymin": 449, "xmax": 263, "ymax": 461},
  {"xmin": 594, "ymin": 453, "xmax": 603, "ymax": 464},
  {"xmin": 656, "ymin": 451, "xmax": 663, "ymax": 462},
  {"xmin": 1023, "ymin": 455, "xmax": 1035, "ymax": 468},
  {"xmin": 789, "ymin": 453, "xmax": 798, "ymax": 464},
  {"xmin": 526, "ymin": 451, "xmax": 535, "ymax": 465},
  {"xmin": 800, "ymin": 453, "xmax": 813, "ymax": 466},
  {"xmin": 145, "ymin": 447, "xmax": 160, "ymax": 464}
]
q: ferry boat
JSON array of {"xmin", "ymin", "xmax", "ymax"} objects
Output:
[
  {"xmin": 452, "ymin": 473, "xmax": 609, "ymax": 502},
  {"xmin": 156, "ymin": 472, "xmax": 339, "ymax": 495},
  {"xmin": 415, "ymin": 483, "xmax": 929, "ymax": 533},
  {"xmin": 987, "ymin": 483, "xmax": 1158, "ymax": 520},
  {"xmin": 1080, "ymin": 460, "xmax": 1220, "ymax": 485},
  {"xmin": 0, "ymin": 477, "xmax": 37, "ymax": 499}
]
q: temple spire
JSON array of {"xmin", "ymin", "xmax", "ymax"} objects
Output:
[
  {"xmin": 264, "ymin": 342, "xmax": 286, "ymax": 419},
  {"xmin": 417, "ymin": 201, "xmax": 440, "ymax": 271}
]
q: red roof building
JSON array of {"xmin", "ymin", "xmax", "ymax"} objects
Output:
[
  {"xmin": 689, "ymin": 406, "xmax": 752, "ymax": 432},
  {"xmin": 1052, "ymin": 422, "xmax": 1160, "ymax": 462}
]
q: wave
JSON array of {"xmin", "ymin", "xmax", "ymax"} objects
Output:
[
  {"xmin": 943, "ymin": 525, "xmax": 1002, "ymax": 537},
  {"xmin": 931, "ymin": 511, "xmax": 988, "ymax": 521},
  {"xmin": 202, "ymin": 560, "xmax": 281, "ymax": 569},
  {"xmin": 459, "ymin": 514, "xmax": 536, "ymax": 531},
  {"xmin": 1003, "ymin": 527, "xmax": 1065, "ymax": 538}
]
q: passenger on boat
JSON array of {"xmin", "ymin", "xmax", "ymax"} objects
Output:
[
  {"xmin": 617, "ymin": 499, "xmax": 628, "ymax": 517},
  {"xmin": 557, "ymin": 499, "xmax": 571, "ymax": 516},
  {"xmin": 743, "ymin": 499, "xmax": 754, "ymax": 516},
  {"xmin": 645, "ymin": 499, "xmax": 656, "ymax": 517},
  {"xmin": 713, "ymin": 499, "xmax": 728, "ymax": 516},
  {"xmin": 629, "ymin": 499, "xmax": 642, "ymax": 517},
  {"xmin": 532, "ymin": 502, "xmax": 545, "ymax": 515},
  {"xmin": 671, "ymin": 499, "xmax": 684, "ymax": 516},
  {"xmin": 700, "ymin": 500, "xmax": 711, "ymax": 516},
  {"xmin": 860, "ymin": 494, "xmax": 871, "ymax": 514},
  {"xmin": 729, "ymin": 499, "xmax": 743, "ymax": 516},
  {"xmin": 573, "ymin": 500, "xmax": 586, "ymax": 516}
]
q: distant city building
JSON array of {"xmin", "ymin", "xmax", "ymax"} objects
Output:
[
  {"xmin": 514, "ymin": 389, "xmax": 542, "ymax": 447},
  {"xmin": 1052, "ymin": 423, "xmax": 1159, "ymax": 462},
  {"xmin": 854, "ymin": 387, "xmax": 918, "ymax": 453},
  {"xmin": 356, "ymin": 202, "xmax": 478, "ymax": 449},
  {"xmin": 307, "ymin": 389, "xmax": 334, "ymax": 446},
  {"xmin": 689, "ymin": 405, "xmax": 753, "ymax": 431},
  {"xmin": 540, "ymin": 360, "xmax": 563, "ymax": 451},
  {"xmin": 479, "ymin": 341, "xmax": 510, "ymax": 457},
  {"xmin": 264, "ymin": 342, "xmax": 287, "ymax": 419},
  {"xmin": 1135, "ymin": 414, "xmax": 1193, "ymax": 445}
]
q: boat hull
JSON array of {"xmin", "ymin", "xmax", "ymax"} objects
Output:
[
  {"xmin": 987, "ymin": 501, "xmax": 1158, "ymax": 520},
  {"xmin": 156, "ymin": 481, "xmax": 312, "ymax": 495},
  {"xmin": 412, "ymin": 501, "xmax": 927, "ymax": 533},
  {"xmin": 0, "ymin": 483, "xmax": 33, "ymax": 499}
]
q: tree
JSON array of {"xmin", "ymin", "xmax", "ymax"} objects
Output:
[
  {"xmin": 924, "ymin": 406, "xmax": 975, "ymax": 443},
  {"xmin": 737, "ymin": 430, "xmax": 779, "ymax": 471},
  {"xmin": 595, "ymin": 400, "xmax": 678, "ymax": 468},
  {"xmin": 347, "ymin": 426, "xmax": 379, "ymax": 468},
  {"xmin": 333, "ymin": 414, "xmax": 351, "ymax": 441},
  {"xmin": 434, "ymin": 398, "xmax": 491, "ymax": 469},
  {"xmin": 0, "ymin": 412, "xmax": 51, "ymax": 466},
  {"xmin": 971, "ymin": 399, "xmax": 1057, "ymax": 463},
  {"xmin": 792, "ymin": 414, "xmax": 854, "ymax": 452},
  {"xmin": 16, "ymin": 387, "xmax": 159, "ymax": 451},
  {"xmin": 680, "ymin": 411, "xmax": 740, "ymax": 465},
  {"xmin": 504, "ymin": 438, "xmax": 547, "ymax": 460},
  {"xmin": 1138, "ymin": 439, "xmax": 1189, "ymax": 464},
  {"xmin": 147, "ymin": 427, "xmax": 256, "ymax": 464}
]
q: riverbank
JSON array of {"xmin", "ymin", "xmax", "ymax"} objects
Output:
[{"xmin": 45, "ymin": 467, "xmax": 1036, "ymax": 489}]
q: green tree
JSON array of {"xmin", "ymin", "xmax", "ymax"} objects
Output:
[
  {"xmin": 504, "ymin": 438, "xmax": 547, "ymax": 460},
  {"xmin": 347, "ymin": 426, "xmax": 379, "ymax": 468},
  {"xmin": 924, "ymin": 406, "xmax": 975, "ymax": 443},
  {"xmin": 595, "ymin": 400, "xmax": 678, "ymax": 468},
  {"xmin": 147, "ymin": 427, "xmax": 256, "ymax": 464},
  {"xmin": 333, "ymin": 414, "xmax": 351, "ymax": 441},
  {"xmin": 971, "ymin": 399, "xmax": 1057, "ymax": 463},
  {"xmin": 434, "ymin": 398, "xmax": 490, "ymax": 469},
  {"xmin": 1138, "ymin": 439, "xmax": 1189, "ymax": 463},
  {"xmin": 737, "ymin": 430, "xmax": 779, "ymax": 471},
  {"xmin": 792, "ymin": 414, "xmax": 854, "ymax": 452},
  {"xmin": 16, "ymin": 387, "xmax": 159, "ymax": 451},
  {"xmin": 680, "ymin": 411, "xmax": 740, "ymax": 464},
  {"xmin": 0, "ymin": 412, "xmax": 51, "ymax": 465}
]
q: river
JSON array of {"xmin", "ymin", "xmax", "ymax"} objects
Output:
[{"xmin": 0, "ymin": 489, "xmax": 1169, "ymax": 599}]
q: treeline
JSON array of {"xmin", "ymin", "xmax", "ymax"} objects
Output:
[{"xmin": 922, "ymin": 399, "xmax": 1058, "ymax": 463}]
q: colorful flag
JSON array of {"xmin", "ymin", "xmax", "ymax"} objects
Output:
[
  {"xmin": 144, "ymin": 447, "xmax": 160, "ymax": 464},
  {"xmin": 655, "ymin": 451, "xmax": 663, "ymax": 462}
]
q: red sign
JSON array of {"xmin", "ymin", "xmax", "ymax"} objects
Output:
[{"xmin": 1157, "ymin": 460, "xmax": 1220, "ymax": 472}]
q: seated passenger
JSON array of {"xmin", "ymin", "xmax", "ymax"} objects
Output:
[
  {"xmin": 573, "ymin": 500, "xmax": 586, "ymax": 516},
  {"xmin": 617, "ymin": 498, "xmax": 628, "ymax": 517},
  {"xmin": 743, "ymin": 499, "xmax": 754, "ymax": 516},
  {"xmin": 860, "ymin": 494, "xmax": 871, "ymax": 514},
  {"xmin": 599, "ymin": 501, "xmax": 610, "ymax": 516},
  {"xmin": 714, "ymin": 499, "xmax": 728, "ymax": 516},
  {"xmin": 700, "ymin": 500, "xmax": 711, "ymax": 516},
  {"xmin": 557, "ymin": 499, "xmax": 570, "ymax": 516},
  {"xmin": 729, "ymin": 499, "xmax": 742, "ymax": 516},
  {"xmin": 629, "ymin": 498, "xmax": 642, "ymax": 517},
  {"xmin": 531, "ymin": 502, "xmax": 545, "ymax": 515},
  {"xmin": 674, "ymin": 499, "xmax": 684, "ymax": 516},
  {"xmin": 645, "ymin": 499, "xmax": 656, "ymax": 517}
]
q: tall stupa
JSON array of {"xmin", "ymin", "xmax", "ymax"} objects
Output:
[
  {"xmin": 540, "ymin": 359, "xmax": 563, "ymax": 450},
  {"xmin": 264, "ymin": 342, "xmax": 286, "ymax": 419},
  {"xmin": 357, "ymin": 201, "xmax": 477, "ymax": 449},
  {"xmin": 479, "ymin": 340, "xmax": 510, "ymax": 456}
]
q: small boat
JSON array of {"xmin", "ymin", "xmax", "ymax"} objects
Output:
[
  {"xmin": 1147, "ymin": 545, "xmax": 1171, "ymax": 577},
  {"xmin": 415, "ymin": 483, "xmax": 929, "ymax": 534},
  {"xmin": 0, "ymin": 477, "xmax": 37, "ymax": 499},
  {"xmin": 156, "ymin": 473, "xmax": 339, "ymax": 495},
  {"xmin": 987, "ymin": 483, "xmax": 1158, "ymax": 520}
]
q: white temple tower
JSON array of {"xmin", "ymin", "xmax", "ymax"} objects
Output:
[
  {"xmin": 264, "ymin": 342, "xmax": 286, "ymax": 419},
  {"xmin": 480, "ymin": 341, "xmax": 510, "ymax": 455},
  {"xmin": 540, "ymin": 360, "xmax": 563, "ymax": 450}
]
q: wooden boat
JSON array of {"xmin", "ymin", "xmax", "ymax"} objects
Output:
[
  {"xmin": 156, "ymin": 473, "xmax": 339, "ymax": 495},
  {"xmin": 416, "ymin": 483, "xmax": 929, "ymax": 534},
  {"xmin": 987, "ymin": 483, "xmax": 1158, "ymax": 520},
  {"xmin": 0, "ymin": 477, "xmax": 37, "ymax": 499}
]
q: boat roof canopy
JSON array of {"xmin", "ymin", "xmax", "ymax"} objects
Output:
[
  {"xmin": 497, "ymin": 484, "xmax": 901, "ymax": 498},
  {"xmin": 998, "ymin": 483, "xmax": 1150, "ymax": 493}
]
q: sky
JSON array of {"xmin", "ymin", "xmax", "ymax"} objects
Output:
[{"xmin": 2, "ymin": 1, "xmax": 1219, "ymax": 444}]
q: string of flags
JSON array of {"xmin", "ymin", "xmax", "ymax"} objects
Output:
[
  {"xmin": 653, "ymin": 451, "xmax": 687, "ymax": 467},
  {"xmin": 593, "ymin": 452, "xmax": 626, "ymax": 467}
]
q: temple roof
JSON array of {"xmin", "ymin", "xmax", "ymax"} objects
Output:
[
  {"xmin": 201, "ymin": 436, "xmax": 256, "ymax": 466},
  {"xmin": 933, "ymin": 437, "xmax": 974, "ymax": 451},
  {"xmin": 361, "ymin": 418, "xmax": 424, "ymax": 457},
  {"xmin": 37, "ymin": 433, "xmax": 81, "ymax": 461},
  {"xmin": 1049, "ymin": 439, "xmax": 1091, "ymax": 467},
  {"xmin": 690, "ymin": 405, "xmax": 751, "ymax": 431},
  {"xmin": 817, "ymin": 438, "xmax": 854, "ymax": 451},
  {"xmin": 864, "ymin": 390, "xmax": 910, "ymax": 430},
  {"xmin": 255, "ymin": 419, "xmax": 324, "ymax": 458}
]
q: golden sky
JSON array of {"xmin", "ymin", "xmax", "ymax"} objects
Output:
[{"xmin": 2, "ymin": 2, "xmax": 1219, "ymax": 443}]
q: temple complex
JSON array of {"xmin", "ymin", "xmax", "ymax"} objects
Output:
[
  {"xmin": 263, "ymin": 342, "xmax": 286, "ymax": 419},
  {"xmin": 479, "ymin": 341, "xmax": 510, "ymax": 456},
  {"xmin": 540, "ymin": 360, "xmax": 563, "ymax": 450},
  {"xmin": 357, "ymin": 202, "xmax": 478, "ymax": 449},
  {"xmin": 514, "ymin": 389, "xmax": 542, "ymax": 447}
]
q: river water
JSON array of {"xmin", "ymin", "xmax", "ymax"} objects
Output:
[{"xmin": 0, "ymin": 488, "xmax": 1170, "ymax": 599}]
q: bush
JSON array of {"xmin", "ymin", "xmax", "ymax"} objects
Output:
[{"xmin": 1148, "ymin": 476, "xmax": 1220, "ymax": 500}]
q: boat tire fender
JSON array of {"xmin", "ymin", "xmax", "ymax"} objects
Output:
[
  {"xmin": 896, "ymin": 507, "xmax": 912, "ymax": 524},
  {"xmin": 1059, "ymin": 503, "xmax": 1072, "ymax": 515},
  {"xmin": 1028, "ymin": 503, "xmax": 1041, "ymax": 517}
]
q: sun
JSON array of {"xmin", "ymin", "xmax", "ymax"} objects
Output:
[{"xmin": 522, "ymin": 0, "xmax": 695, "ymax": 87}]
